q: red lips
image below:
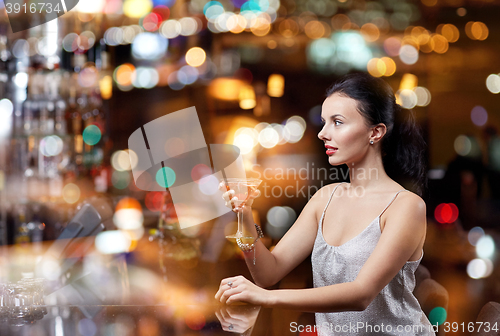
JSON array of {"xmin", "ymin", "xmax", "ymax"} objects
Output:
[{"xmin": 325, "ymin": 145, "xmax": 338, "ymax": 155}]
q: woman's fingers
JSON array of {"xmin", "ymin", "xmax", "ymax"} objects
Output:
[
  {"xmin": 248, "ymin": 189, "xmax": 261, "ymax": 199},
  {"xmin": 222, "ymin": 190, "xmax": 235, "ymax": 201}
]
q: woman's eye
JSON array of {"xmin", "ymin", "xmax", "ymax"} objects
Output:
[{"xmin": 334, "ymin": 120, "xmax": 342, "ymax": 126}]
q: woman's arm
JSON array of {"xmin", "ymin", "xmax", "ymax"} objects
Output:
[
  {"xmin": 216, "ymin": 192, "xmax": 427, "ymax": 312},
  {"xmin": 228, "ymin": 183, "xmax": 339, "ymax": 288}
]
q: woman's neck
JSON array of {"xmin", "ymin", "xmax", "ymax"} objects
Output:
[{"xmin": 346, "ymin": 150, "xmax": 392, "ymax": 191}]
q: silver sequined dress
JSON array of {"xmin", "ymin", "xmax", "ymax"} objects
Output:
[{"xmin": 311, "ymin": 183, "xmax": 435, "ymax": 336}]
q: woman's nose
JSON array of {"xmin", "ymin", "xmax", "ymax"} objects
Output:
[{"xmin": 318, "ymin": 127, "xmax": 328, "ymax": 141}]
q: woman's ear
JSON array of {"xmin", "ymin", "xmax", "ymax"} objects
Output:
[{"xmin": 370, "ymin": 123, "xmax": 387, "ymax": 144}]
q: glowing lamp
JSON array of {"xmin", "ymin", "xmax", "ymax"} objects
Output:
[
  {"xmin": 267, "ymin": 74, "xmax": 284, "ymax": 97},
  {"xmin": 208, "ymin": 78, "xmax": 246, "ymax": 101},
  {"xmin": 239, "ymin": 85, "xmax": 256, "ymax": 109},
  {"xmin": 399, "ymin": 73, "xmax": 418, "ymax": 91}
]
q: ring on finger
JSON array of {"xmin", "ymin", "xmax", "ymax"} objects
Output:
[{"xmin": 227, "ymin": 281, "xmax": 233, "ymax": 288}]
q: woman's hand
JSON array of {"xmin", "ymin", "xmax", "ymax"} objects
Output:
[
  {"xmin": 219, "ymin": 182, "xmax": 261, "ymax": 212},
  {"xmin": 215, "ymin": 305, "xmax": 261, "ymax": 334},
  {"xmin": 215, "ymin": 275, "xmax": 273, "ymax": 306}
]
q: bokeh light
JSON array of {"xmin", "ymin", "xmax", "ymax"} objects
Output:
[
  {"xmin": 468, "ymin": 227, "xmax": 485, "ymax": 246},
  {"xmin": 234, "ymin": 127, "xmax": 258, "ymax": 154},
  {"xmin": 467, "ymin": 258, "xmax": 493, "ymax": 279},
  {"xmin": 114, "ymin": 197, "xmax": 143, "ymax": 230},
  {"xmin": 14, "ymin": 72, "xmax": 28, "ymax": 88},
  {"xmin": 185, "ymin": 310, "xmax": 206, "ymax": 330},
  {"xmin": 191, "ymin": 164, "xmax": 213, "ymax": 182},
  {"xmin": 0, "ymin": 99, "xmax": 14, "ymax": 119},
  {"xmin": 384, "ymin": 37, "xmax": 401, "ymax": 57},
  {"xmin": 164, "ymin": 137, "xmax": 185, "ymax": 157},
  {"xmin": 114, "ymin": 63, "xmax": 136, "ymax": 87},
  {"xmin": 185, "ymin": 47, "xmax": 207, "ymax": 67},
  {"xmin": 112, "ymin": 150, "xmax": 139, "ymax": 171},
  {"xmin": 239, "ymin": 85, "xmax": 256, "ymax": 109},
  {"xmin": 96, "ymin": 230, "xmax": 132, "ymax": 254},
  {"xmin": 40, "ymin": 135, "xmax": 63, "ymax": 157},
  {"xmin": 258, "ymin": 126, "xmax": 279, "ymax": 148},
  {"xmin": 145, "ymin": 192, "xmax": 163, "ymax": 212},
  {"xmin": 454, "ymin": 135, "xmax": 472, "ymax": 156},
  {"xmin": 160, "ymin": 20, "xmax": 182, "ymax": 38},
  {"xmin": 123, "ymin": 0, "xmax": 153, "ymax": 18},
  {"xmin": 476, "ymin": 235, "xmax": 495, "ymax": 259},
  {"xmin": 112, "ymin": 171, "xmax": 131, "ymax": 189},
  {"xmin": 82, "ymin": 125, "xmax": 102, "ymax": 145},
  {"xmin": 399, "ymin": 45, "xmax": 418, "ymax": 65},
  {"xmin": 466, "ymin": 21, "xmax": 488, "ymax": 41},
  {"xmin": 486, "ymin": 74, "xmax": 500, "ymax": 94},
  {"xmin": 141, "ymin": 13, "xmax": 162, "ymax": 32},
  {"xmin": 266, "ymin": 206, "xmax": 296, "ymax": 239},
  {"xmin": 470, "ymin": 106, "xmax": 488, "ymax": 127},
  {"xmin": 156, "ymin": 167, "xmax": 176, "ymax": 188},
  {"xmin": 283, "ymin": 117, "xmax": 304, "ymax": 143},
  {"xmin": 133, "ymin": 67, "xmax": 159, "ymax": 89},
  {"xmin": 62, "ymin": 183, "xmax": 81, "ymax": 204},
  {"xmin": 132, "ymin": 33, "xmax": 168, "ymax": 60},
  {"xmin": 267, "ymin": 74, "xmax": 284, "ymax": 97},
  {"xmin": 396, "ymin": 89, "xmax": 417, "ymax": 109},
  {"xmin": 434, "ymin": 203, "xmax": 459, "ymax": 224},
  {"xmin": 414, "ymin": 86, "xmax": 431, "ymax": 106},
  {"xmin": 198, "ymin": 175, "xmax": 219, "ymax": 195},
  {"xmin": 428, "ymin": 307, "xmax": 447, "ymax": 325}
]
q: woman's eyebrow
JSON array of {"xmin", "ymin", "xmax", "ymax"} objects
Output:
[{"xmin": 321, "ymin": 114, "xmax": 345, "ymax": 120}]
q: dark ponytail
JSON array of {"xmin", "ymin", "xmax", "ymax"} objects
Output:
[{"xmin": 326, "ymin": 72, "xmax": 427, "ymax": 196}]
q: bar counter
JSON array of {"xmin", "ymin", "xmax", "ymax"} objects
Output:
[{"xmin": 0, "ymin": 232, "xmax": 315, "ymax": 336}]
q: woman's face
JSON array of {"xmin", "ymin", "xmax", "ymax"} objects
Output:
[{"xmin": 318, "ymin": 93, "xmax": 372, "ymax": 166}]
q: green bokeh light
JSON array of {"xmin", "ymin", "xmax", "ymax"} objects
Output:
[
  {"xmin": 156, "ymin": 167, "xmax": 176, "ymax": 188},
  {"xmin": 429, "ymin": 307, "xmax": 447, "ymax": 326},
  {"xmin": 83, "ymin": 125, "xmax": 102, "ymax": 146},
  {"xmin": 112, "ymin": 171, "xmax": 130, "ymax": 189}
]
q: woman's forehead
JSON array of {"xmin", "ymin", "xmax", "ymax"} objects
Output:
[{"xmin": 321, "ymin": 94, "xmax": 360, "ymax": 117}]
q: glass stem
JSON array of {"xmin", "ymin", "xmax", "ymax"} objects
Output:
[{"xmin": 237, "ymin": 209, "xmax": 243, "ymax": 236}]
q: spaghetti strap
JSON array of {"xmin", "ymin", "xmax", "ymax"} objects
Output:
[
  {"xmin": 378, "ymin": 189, "xmax": 407, "ymax": 218},
  {"xmin": 322, "ymin": 182, "xmax": 346, "ymax": 216}
]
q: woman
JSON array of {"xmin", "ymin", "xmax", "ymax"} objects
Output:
[{"xmin": 215, "ymin": 72, "xmax": 434, "ymax": 335}]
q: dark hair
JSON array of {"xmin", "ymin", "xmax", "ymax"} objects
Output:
[{"xmin": 326, "ymin": 72, "xmax": 427, "ymax": 196}]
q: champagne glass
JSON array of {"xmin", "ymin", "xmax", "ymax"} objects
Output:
[{"xmin": 222, "ymin": 178, "xmax": 262, "ymax": 239}]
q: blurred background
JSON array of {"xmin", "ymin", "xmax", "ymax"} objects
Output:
[{"xmin": 0, "ymin": 0, "xmax": 499, "ymax": 334}]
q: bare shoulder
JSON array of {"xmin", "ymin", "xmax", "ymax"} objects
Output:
[
  {"xmin": 385, "ymin": 189, "xmax": 426, "ymax": 227},
  {"xmin": 396, "ymin": 190, "xmax": 426, "ymax": 214}
]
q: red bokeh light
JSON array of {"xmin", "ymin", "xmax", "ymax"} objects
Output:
[
  {"xmin": 152, "ymin": 5, "xmax": 170, "ymax": 21},
  {"xmin": 434, "ymin": 203, "xmax": 459, "ymax": 224},
  {"xmin": 145, "ymin": 191, "xmax": 163, "ymax": 212},
  {"xmin": 142, "ymin": 12, "xmax": 163, "ymax": 32},
  {"xmin": 191, "ymin": 164, "xmax": 212, "ymax": 183},
  {"xmin": 185, "ymin": 310, "xmax": 206, "ymax": 330}
]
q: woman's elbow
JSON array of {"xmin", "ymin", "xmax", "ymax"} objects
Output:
[
  {"xmin": 351, "ymin": 284, "xmax": 376, "ymax": 311},
  {"xmin": 359, "ymin": 290, "xmax": 379, "ymax": 311}
]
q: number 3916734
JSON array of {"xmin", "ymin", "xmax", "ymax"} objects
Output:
[{"xmin": 5, "ymin": 2, "xmax": 62, "ymax": 14}]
